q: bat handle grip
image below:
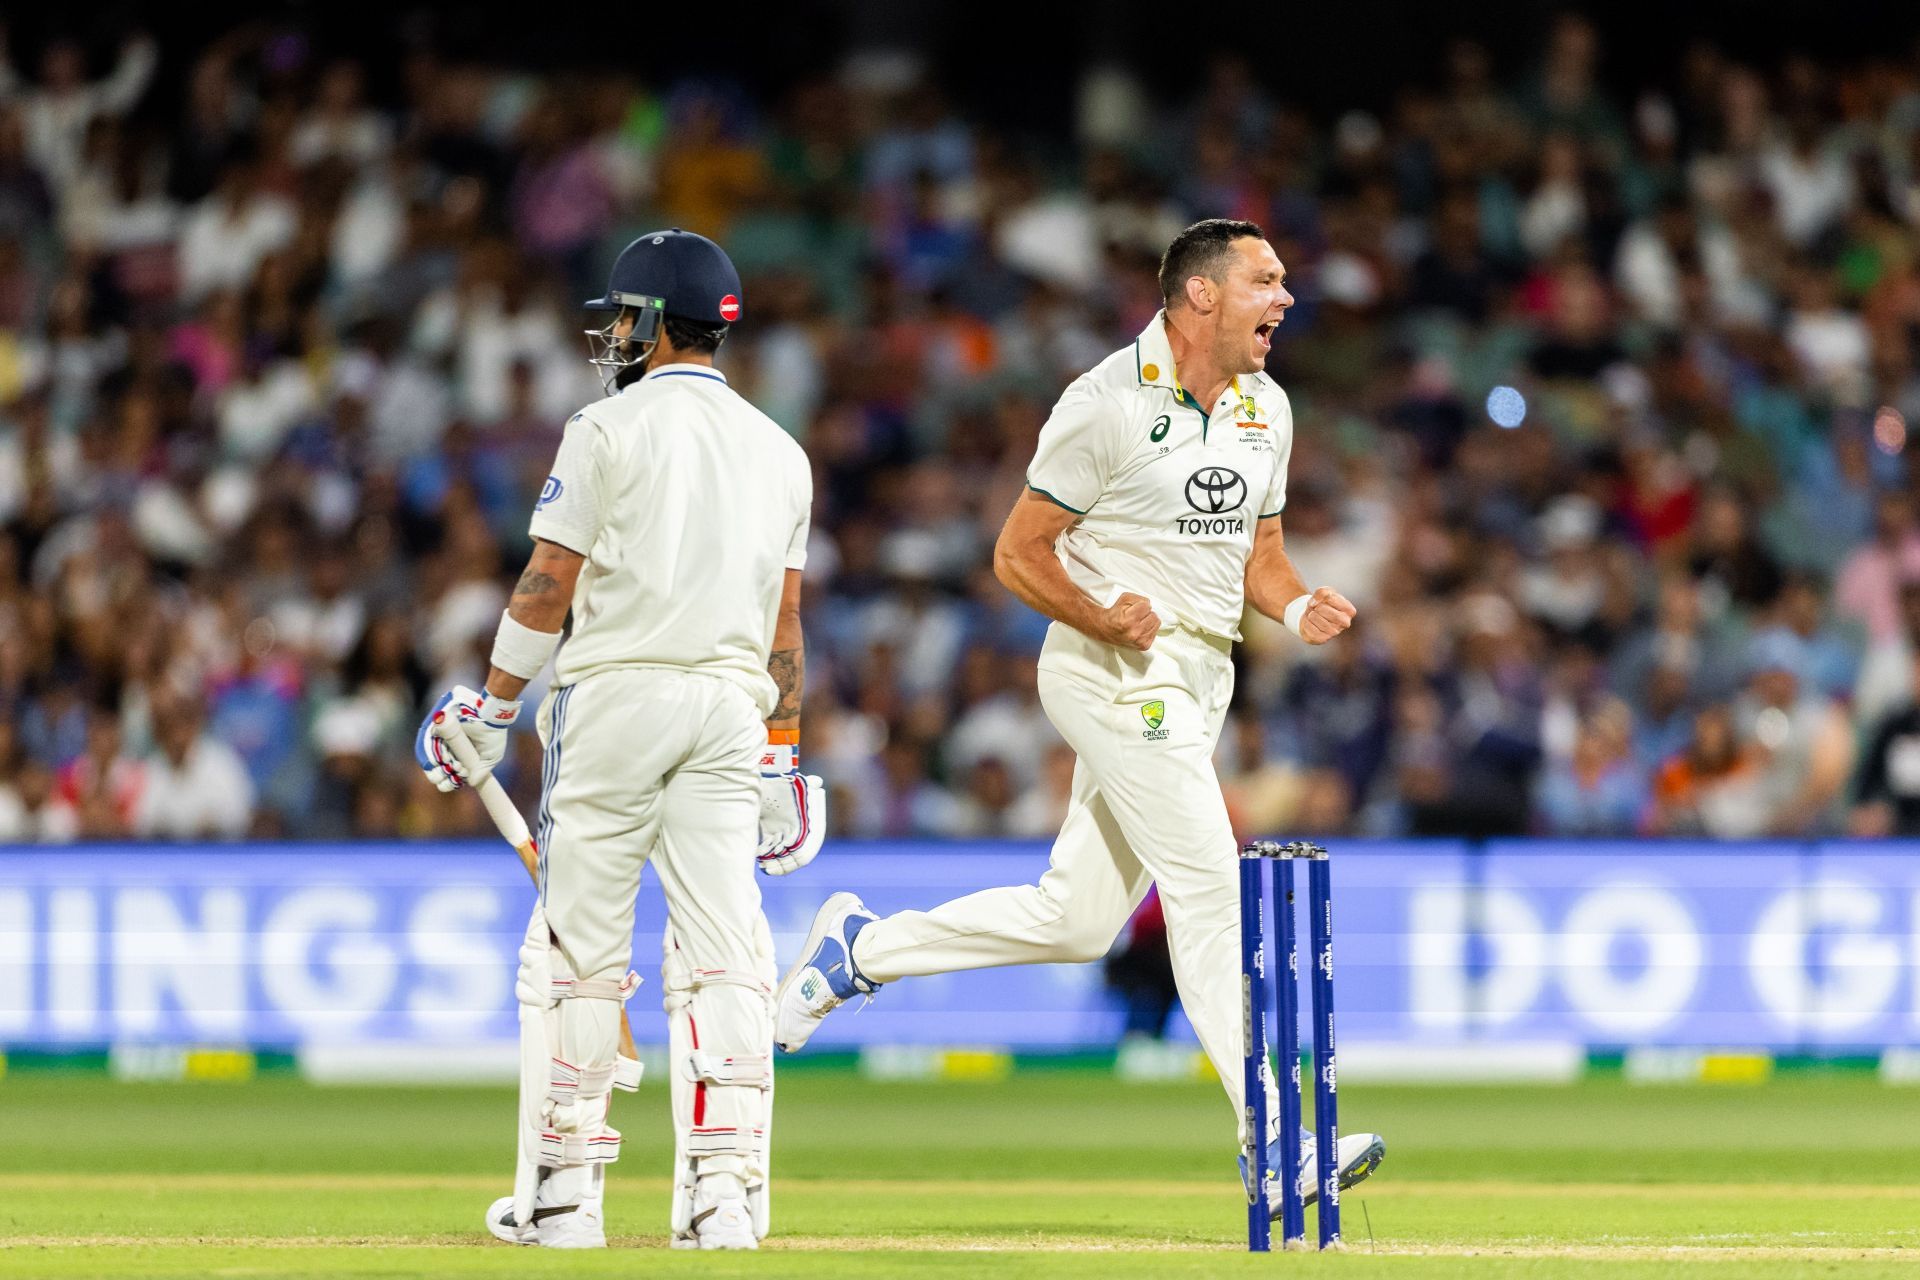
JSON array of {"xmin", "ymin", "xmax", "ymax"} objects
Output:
[{"xmin": 476, "ymin": 775, "xmax": 539, "ymax": 884}]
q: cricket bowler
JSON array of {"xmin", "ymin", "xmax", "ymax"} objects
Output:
[
  {"xmin": 416, "ymin": 229, "xmax": 824, "ymax": 1250},
  {"xmin": 775, "ymin": 219, "xmax": 1385, "ymax": 1214}
]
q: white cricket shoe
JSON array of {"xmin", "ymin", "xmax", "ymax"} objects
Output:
[
  {"xmin": 775, "ymin": 892, "xmax": 880, "ymax": 1053},
  {"xmin": 1298, "ymin": 1131, "xmax": 1386, "ymax": 1206},
  {"xmin": 485, "ymin": 1195, "xmax": 606, "ymax": 1248},
  {"xmin": 691, "ymin": 1176, "xmax": 758, "ymax": 1250},
  {"xmin": 1242, "ymin": 1130, "xmax": 1387, "ymax": 1213}
]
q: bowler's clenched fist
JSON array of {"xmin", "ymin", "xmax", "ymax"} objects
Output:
[
  {"xmin": 1299, "ymin": 586, "xmax": 1356, "ymax": 644},
  {"xmin": 1098, "ymin": 592, "xmax": 1160, "ymax": 651}
]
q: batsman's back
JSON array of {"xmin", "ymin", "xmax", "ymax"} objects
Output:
[{"xmin": 535, "ymin": 367, "xmax": 812, "ymax": 719}]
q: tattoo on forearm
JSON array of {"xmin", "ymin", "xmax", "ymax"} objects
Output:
[
  {"xmin": 514, "ymin": 566, "xmax": 560, "ymax": 598},
  {"xmin": 768, "ymin": 647, "xmax": 804, "ymax": 721}
]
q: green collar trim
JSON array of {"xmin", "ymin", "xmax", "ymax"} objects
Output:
[{"xmin": 1175, "ymin": 387, "xmax": 1209, "ymax": 442}]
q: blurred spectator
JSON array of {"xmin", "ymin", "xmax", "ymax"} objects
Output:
[
  {"xmin": 1836, "ymin": 492, "xmax": 1920, "ymax": 642},
  {"xmin": 1760, "ymin": 114, "xmax": 1854, "ymax": 249},
  {"xmin": 948, "ymin": 756, "xmax": 1019, "ymax": 837},
  {"xmin": 1009, "ymin": 742, "xmax": 1075, "ymax": 838},
  {"xmin": 860, "ymin": 533, "xmax": 966, "ymax": 700},
  {"xmin": 1521, "ymin": 496, "xmax": 1607, "ymax": 636},
  {"xmin": 1277, "ymin": 625, "xmax": 1394, "ymax": 807},
  {"xmin": 1537, "ymin": 697, "xmax": 1648, "ymax": 834},
  {"xmin": 1396, "ymin": 597, "xmax": 1543, "ymax": 836},
  {"xmin": 55, "ymin": 705, "xmax": 143, "ymax": 837},
  {"xmin": 1218, "ymin": 713, "xmax": 1309, "ymax": 835},
  {"xmin": 290, "ymin": 61, "xmax": 388, "ymax": 169},
  {"xmin": 1855, "ymin": 580, "xmax": 1920, "ymax": 729},
  {"xmin": 1851, "ymin": 648, "xmax": 1920, "ymax": 837},
  {"xmin": 2, "ymin": 20, "xmax": 1919, "ymax": 846},
  {"xmin": 0, "ymin": 30, "xmax": 157, "ymax": 193},
  {"xmin": 1771, "ymin": 571, "xmax": 1861, "ymax": 700},
  {"xmin": 175, "ymin": 150, "xmax": 296, "ymax": 302},
  {"xmin": 1609, "ymin": 572, "xmax": 1744, "ymax": 708},
  {"xmin": 0, "ymin": 720, "xmax": 75, "ymax": 841},
  {"xmin": 132, "ymin": 691, "xmax": 254, "ymax": 839},
  {"xmin": 946, "ymin": 651, "xmax": 1057, "ymax": 790},
  {"xmin": 1734, "ymin": 630, "xmax": 1855, "ymax": 835},
  {"xmin": 1688, "ymin": 489, "xmax": 1784, "ymax": 616},
  {"xmin": 1652, "ymin": 704, "xmax": 1767, "ymax": 836},
  {"xmin": 1519, "ymin": 133, "xmax": 1588, "ymax": 261},
  {"xmin": 864, "ymin": 734, "xmax": 962, "ymax": 838}
]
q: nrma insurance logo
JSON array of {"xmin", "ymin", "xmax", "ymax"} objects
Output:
[{"xmin": 537, "ymin": 476, "xmax": 564, "ymax": 509}]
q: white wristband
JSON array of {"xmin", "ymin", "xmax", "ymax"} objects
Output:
[
  {"xmin": 489, "ymin": 610, "xmax": 562, "ymax": 679},
  {"xmin": 1282, "ymin": 593, "xmax": 1312, "ymax": 638}
]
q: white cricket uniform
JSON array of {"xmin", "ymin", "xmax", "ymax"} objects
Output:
[
  {"xmin": 851, "ymin": 312, "xmax": 1292, "ymax": 1142},
  {"xmin": 528, "ymin": 362, "xmax": 808, "ymax": 1185}
]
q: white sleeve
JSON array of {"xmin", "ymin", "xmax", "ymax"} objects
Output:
[
  {"xmin": 785, "ymin": 452, "xmax": 812, "ymax": 571},
  {"xmin": 527, "ymin": 412, "xmax": 608, "ymax": 555},
  {"xmin": 1260, "ymin": 391, "xmax": 1295, "ymax": 519},
  {"xmin": 1024, "ymin": 377, "xmax": 1118, "ymax": 515}
]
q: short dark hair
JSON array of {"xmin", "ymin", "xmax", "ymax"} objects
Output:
[
  {"xmin": 1158, "ymin": 218, "xmax": 1267, "ymax": 308},
  {"xmin": 663, "ymin": 313, "xmax": 728, "ymax": 354}
]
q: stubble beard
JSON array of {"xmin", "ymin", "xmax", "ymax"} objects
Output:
[{"xmin": 1219, "ymin": 330, "xmax": 1262, "ymax": 378}]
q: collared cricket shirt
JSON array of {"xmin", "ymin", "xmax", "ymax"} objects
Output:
[
  {"xmin": 1025, "ymin": 311, "xmax": 1294, "ymax": 640},
  {"xmin": 529, "ymin": 363, "xmax": 811, "ymax": 716}
]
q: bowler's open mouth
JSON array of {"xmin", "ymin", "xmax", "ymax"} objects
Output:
[{"xmin": 1255, "ymin": 320, "xmax": 1278, "ymax": 349}]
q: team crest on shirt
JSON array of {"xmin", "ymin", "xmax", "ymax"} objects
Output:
[{"xmin": 1140, "ymin": 700, "xmax": 1168, "ymax": 740}]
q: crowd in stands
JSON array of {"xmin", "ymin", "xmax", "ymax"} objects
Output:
[{"xmin": 4, "ymin": 17, "xmax": 1920, "ymax": 844}]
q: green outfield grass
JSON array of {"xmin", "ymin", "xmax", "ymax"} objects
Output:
[{"xmin": 3, "ymin": 1071, "xmax": 1918, "ymax": 1277}]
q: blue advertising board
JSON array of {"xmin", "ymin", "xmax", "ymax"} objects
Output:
[{"xmin": 0, "ymin": 840, "xmax": 1915, "ymax": 1053}]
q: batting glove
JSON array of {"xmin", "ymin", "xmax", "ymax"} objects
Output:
[
  {"xmin": 756, "ymin": 732, "xmax": 825, "ymax": 875},
  {"xmin": 414, "ymin": 684, "xmax": 522, "ymax": 792}
]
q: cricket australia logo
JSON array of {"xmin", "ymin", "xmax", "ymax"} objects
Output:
[
  {"xmin": 1140, "ymin": 700, "xmax": 1169, "ymax": 741},
  {"xmin": 1178, "ymin": 466, "xmax": 1247, "ymax": 535}
]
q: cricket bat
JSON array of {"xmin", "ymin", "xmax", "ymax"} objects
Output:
[{"xmin": 475, "ymin": 774, "xmax": 640, "ymax": 1064}]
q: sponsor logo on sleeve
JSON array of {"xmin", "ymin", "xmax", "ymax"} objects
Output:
[{"xmin": 538, "ymin": 476, "xmax": 564, "ymax": 509}]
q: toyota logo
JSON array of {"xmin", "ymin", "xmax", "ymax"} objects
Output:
[{"xmin": 1184, "ymin": 467, "xmax": 1247, "ymax": 514}]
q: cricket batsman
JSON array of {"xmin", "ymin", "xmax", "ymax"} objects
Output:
[
  {"xmin": 416, "ymin": 229, "xmax": 824, "ymax": 1250},
  {"xmin": 775, "ymin": 219, "xmax": 1385, "ymax": 1214}
]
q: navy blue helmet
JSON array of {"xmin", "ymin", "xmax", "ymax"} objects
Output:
[{"xmin": 584, "ymin": 229, "xmax": 742, "ymax": 390}]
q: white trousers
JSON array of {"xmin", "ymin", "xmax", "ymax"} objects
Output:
[
  {"xmin": 537, "ymin": 668, "xmax": 775, "ymax": 1159},
  {"xmin": 852, "ymin": 623, "xmax": 1280, "ymax": 1142}
]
